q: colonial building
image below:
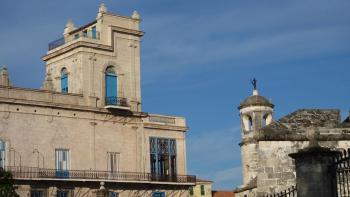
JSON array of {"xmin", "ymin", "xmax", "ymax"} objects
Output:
[
  {"xmin": 189, "ymin": 179, "xmax": 213, "ymax": 197},
  {"xmin": 234, "ymin": 83, "xmax": 350, "ymax": 196},
  {"xmin": 0, "ymin": 4, "xmax": 195, "ymax": 197}
]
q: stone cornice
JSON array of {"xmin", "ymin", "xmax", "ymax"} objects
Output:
[
  {"xmin": 42, "ymin": 41, "xmax": 113, "ymax": 61},
  {"xmin": 110, "ymin": 26, "xmax": 144, "ymax": 37},
  {"xmin": 0, "ymin": 96, "xmax": 146, "ymax": 119},
  {"xmin": 143, "ymin": 123, "xmax": 188, "ymax": 132}
]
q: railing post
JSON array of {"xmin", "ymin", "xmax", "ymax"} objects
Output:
[{"xmin": 289, "ymin": 146, "xmax": 340, "ymax": 197}]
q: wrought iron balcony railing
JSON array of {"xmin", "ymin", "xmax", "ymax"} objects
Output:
[
  {"xmin": 5, "ymin": 166, "xmax": 196, "ymax": 183},
  {"xmin": 105, "ymin": 97, "xmax": 128, "ymax": 107},
  {"xmin": 48, "ymin": 30, "xmax": 101, "ymax": 51}
]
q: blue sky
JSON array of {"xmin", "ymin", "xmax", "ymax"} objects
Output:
[{"xmin": 1, "ymin": 0, "xmax": 350, "ymax": 190}]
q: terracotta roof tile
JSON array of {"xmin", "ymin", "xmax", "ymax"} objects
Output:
[{"xmin": 212, "ymin": 191, "xmax": 235, "ymax": 197}]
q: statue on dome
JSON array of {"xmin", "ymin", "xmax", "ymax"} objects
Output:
[{"xmin": 250, "ymin": 78, "xmax": 257, "ymax": 90}]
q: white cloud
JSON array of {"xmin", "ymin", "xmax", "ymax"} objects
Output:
[{"xmin": 141, "ymin": 0, "xmax": 350, "ymax": 83}]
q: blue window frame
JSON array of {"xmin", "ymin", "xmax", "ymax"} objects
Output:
[
  {"xmin": 0, "ymin": 140, "xmax": 5, "ymax": 168},
  {"xmin": 150, "ymin": 138, "xmax": 177, "ymax": 178},
  {"xmin": 60, "ymin": 68, "xmax": 68, "ymax": 94},
  {"xmin": 55, "ymin": 149, "xmax": 70, "ymax": 178},
  {"xmin": 108, "ymin": 191, "xmax": 118, "ymax": 197},
  {"xmin": 152, "ymin": 192, "xmax": 165, "ymax": 197},
  {"xmin": 92, "ymin": 26, "xmax": 97, "ymax": 39},
  {"xmin": 31, "ymin": 190, "xmax": 44, "ymax": 197},
  {"xmin": 57, "ymin": 190, "xmax": 69, "ymax": 197},
  {"xmin": 105, "ymin": 67, "xmax": 117, "ymax": 105}
]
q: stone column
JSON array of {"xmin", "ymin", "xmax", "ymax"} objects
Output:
[{"xmin": 289, "ymin": 146, "xmax": 339, "ymax": 197}]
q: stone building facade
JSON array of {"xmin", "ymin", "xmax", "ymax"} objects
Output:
[
  {"xmin": 234, "ymin": 86, "xmax": 350, "ymax": 197},
  {"xmin": 0, "ymin": 4, "xmax": 195, "ymax": 197}
]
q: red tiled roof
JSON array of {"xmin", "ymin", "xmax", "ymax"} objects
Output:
[{"xmin": 212, "ymin": 191, "xmax": 235, "ymax": 197}]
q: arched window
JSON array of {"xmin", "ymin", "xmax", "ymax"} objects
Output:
[
  {"xmin": 61, "ymin": 68, "xmax": 68, "ymax": 93},
  {"xmin": 0, "ymin": 140, "xmax": 5, "ymax": 168},
  {"xmin": 262, "ymin": 114, "xmax": 268, "ymax": 127},
  {"xmin": 243, "ymin": 115, "xmax": 254, "ymax": 131},
  {"xmin": 262, "ymin": 113, "xmax": 272, "ymax": 127},
  {"xmin": 105, "ymin": 67, "xmax": 117, "ymax": 105},
  {"xmin": 248, "ymin": 116, "xmax": 253, "ymax": 130}
]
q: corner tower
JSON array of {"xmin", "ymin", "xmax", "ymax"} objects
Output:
[
  {"xmin": 42, "ymin": 4, "xmax": 143, "ymax": 111},
  {"xmin": 238, "ymin": 79, "xmax": 274, "ymax": 185}
]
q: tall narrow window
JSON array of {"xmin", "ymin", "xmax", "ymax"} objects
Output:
[
  {"xmin": 105, "ymin": 67, "xmax": 117, "ymax": 105},
  {"xmin": 0, "ymin": 140, "xmax": 5, "ymax": 168},
  {"xmin": 248, "ymin": 116, "xmax": 253, "ymax": 130},
  {"xmin": 91, "ymin": 26, "xmax": 97, "ymax": 39},
  {"xmin": 150, "ymin": 138, "xmax": 177, "ymax": 180},
  {"xmin": 262, "ymin": 114, "xmax": 268, "ymax": 127},
  {"xmin": 61, "ymin": 68, "xmax": 68, "ymax": 94},
  {"xmin": 189, "ymin": 187, "xmax": 194, "ymax": 195},
  {"xmin": 107, "ymin": 152, "xmax": 120, "ymax": 172},
  {"xmin": 55, "ymin": 149, "xmax": 70, "ymax": 178},
  {"xmin": 200, "ymin": 185, "xmax": 205, "ymax": 195}
]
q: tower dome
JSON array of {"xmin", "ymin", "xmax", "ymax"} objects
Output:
[
  {"xmin": 239, "ymin": 94, "xmax": 274, "ymax": 109},
  {"xmin": 238, "ymin": 78, "xmax": 274, "ymax": 132}
]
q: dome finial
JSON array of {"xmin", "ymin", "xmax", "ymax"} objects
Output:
[{"xmin": 250, "ymin": 78, "xmax": 258, "ymax": 95}]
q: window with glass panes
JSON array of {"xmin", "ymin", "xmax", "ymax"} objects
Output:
[{"xmin": 150, "ymin": 137, "xmax": 176, "ymax": 177}]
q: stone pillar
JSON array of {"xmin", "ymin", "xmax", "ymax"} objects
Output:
[
  {"xmin": 289, "ymin": 146, "xmax": 339, "ymax": 197},
  {"xmin": 0, "ymin": 66, "xmax": 10, "ymax": 86}
]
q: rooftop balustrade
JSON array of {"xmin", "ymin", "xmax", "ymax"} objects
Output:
[{"xmin": 48, "ymin": 30, "xmax": 101, "ymax": 51}]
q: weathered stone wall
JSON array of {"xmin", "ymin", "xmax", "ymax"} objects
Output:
[
  {"xmin": 257, "ymin": 140, "xmax": 350, "ymax": 195},
  {"xmin": 0, "ymin": 101, "xmax": 188, "ymax": 174}
]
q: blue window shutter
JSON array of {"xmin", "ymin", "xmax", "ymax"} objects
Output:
[
  {"xmin": 61, "ymin": 74, "xmax": 68, "ymax": 93},
  {"xmin": 92, "ymin": 26, "xmax": 97, "ymax": 39},
  {"xmin": 105, "ymin": 73, "xmax": 117, "ymax": 104}
]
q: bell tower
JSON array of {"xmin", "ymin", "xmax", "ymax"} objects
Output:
[{"xmin": 238, "ymin": 79, "xmax": 274, "ymax": 185}]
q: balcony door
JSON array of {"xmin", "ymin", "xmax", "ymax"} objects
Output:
[
  {"xmin": 150, "ymin": 138, "xmax": 177, "ymax": 181},
  {"xmin": 105, "ymin": 67, "xmax": 117, "ymax": 105},
  {"xmin": 107, "ymin": 152, "xmax": 120, "ymax": 172},
  {"xmin": 55, "ymin": 149, "xmax": 70, "ymax": 178}
]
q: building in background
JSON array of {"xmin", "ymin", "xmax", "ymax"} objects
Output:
[
  {"xmin": 189, "ymin": 179, "xmax": 213, "ymax": 197},
  {"xmin": 0, "ymin": 4, "xmax": 195, "ymax": 197},
  {"xmin": 234, "ymin": 83, "xmax": 350, "ymax": 196}
]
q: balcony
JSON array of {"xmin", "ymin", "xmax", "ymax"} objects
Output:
[
  {"xmin": 48, "ymin": 30, "xmax": 101, "ymax": 51},
  {"xmin": 104, "ymin": 97, "xmax": 130, "ymax": 110},
  {"xmin": 5, "ymin": 166, "xmax": 196, "ymax": 184}
]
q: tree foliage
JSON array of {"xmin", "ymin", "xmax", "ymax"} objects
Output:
[{"xmin": 0, "ymin": 168, "xmax": 19, "ymax": 197}]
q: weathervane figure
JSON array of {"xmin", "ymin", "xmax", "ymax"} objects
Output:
[{"xmin": 250, "ymin": 78, "xmax": 257, "ymax": 90}]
